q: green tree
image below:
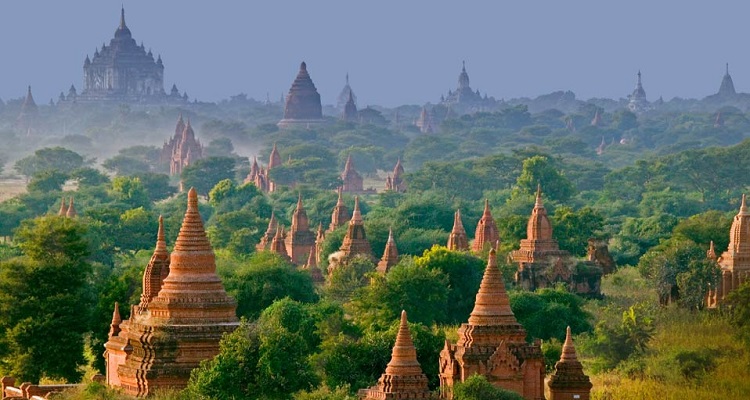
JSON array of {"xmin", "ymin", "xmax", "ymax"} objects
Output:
[
  {"xmin": 70, "ymin": 167, "xmax": 110, "ymax": 187},
  {"xmin": 513, "ymin": 155, "xmax": 574, "ymax": 203},
  {"xmin": 181, "ymin": 156, "xmax": 236, "ymax": 196},
  {"xmin": 509, "ymin": 288, "xmax": 593, "ymax": 342},
  {"xmin": 551, "ymin": 206, "xmax": 605, "ymax": 256},
  {"xmin": 222, "ymin": 252, "xmax": 318, "ymax": 319},
  {"xmin": 109, "ymin": 176, "xmax": 151, "ymax": 209},
  {"xmin": 26, "ymin": 170, "xmax": 69, "ymax": 193},
  {"xmin": 0, "ymin": 216, "xmax": 92, "ymax": 382},
  {"xmin": 452, "ymin": 374, "xmax": 524, "ymax": 400},
  {"xmin": 134, "ymin": 173, "xmax": 176, "ymax": 202},
  {"xmin": 350, "ymin": 260, "xmax": 449, "ymax": 328},
  {"xmin": 325, "ymin": 255, "xmax": 376, "ymax": 303},
  {"xmin": 102, "ymin": 155, "xmax": 152, "ymax": 176},
  {"xmin": 726, "ymin": 282, "xmax": 750, "ymax": 344},
  {"xmin": 14, "ymin": 147, "xmax": 85, "ymax": 178}
]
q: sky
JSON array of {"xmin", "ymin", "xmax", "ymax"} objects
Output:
[{"xmin": 0, "ymin": 1, "xmax": 748, "ymax": 107}]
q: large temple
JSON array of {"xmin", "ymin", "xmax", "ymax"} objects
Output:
[
  {"xmin": 78, "ymin": 8, "xmax": 182, "ymax": 104},
  {"xmin": 104, "ymin": 189, "xmax": 239, "ymax": 395},
  {"xmin": 440, "ymin": 62, "xmax": 495, "ymax": 112},
  {"xmin": 627, "ymin": 71, "xmax": 651, "ymax": 114},
  {"xmin": 439, "ymin": 249, "xmax": 545, "ymax": 400},
  {"xmin": 285, "ymin": 194, "xmax": 317, "ymax": 265},
  {"xmin": 707, "ymin": 194, "xmax": 750, "ymax": 308},
  {"xmin": 278, "ymin": 62, "xmax": 325, "ymax": 128},
  {"xmin": 327, "ymin": 196, "xmax": 373, "ymax": 273},
  {"xmin": 510, "ymin": 187, "xmax": 603, "ymax": 296}
]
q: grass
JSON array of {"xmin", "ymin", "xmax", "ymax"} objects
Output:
[
  {"xmin": 0, "ymin": 178, "xmax": 27, "ymax": 202},
  {"xmin": 587, "ymin": 268, "xmax": 750, "ymax": 400}
]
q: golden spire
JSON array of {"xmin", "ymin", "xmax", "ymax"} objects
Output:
[
  {"xmin": 384, "ymin": 311, "xmax": 424, "ymax": 376},
  {"xmin": 467, "ymin": 248, "xmax": 516, "ymax": 326}
]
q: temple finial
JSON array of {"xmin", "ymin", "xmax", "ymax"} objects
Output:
[
  {"xmin": 741, "ymin": 194, "xmax": 747, "ymax": 213},
  {"xmin": 462, "ymin": 60, "xmax": 466, "ymax": 72},
  {"xmin": 727, "ymin": 62, "xmax": 730, "ymax": 75},
  {"xmin": 120, "ymin": 6, "xmax": 126, "ymax": 29}
]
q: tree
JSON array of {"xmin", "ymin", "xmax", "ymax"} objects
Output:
[
  {"xmin": 638, "ymin": 237, "xmax": 717, "ymax": 307},
  {"xmin": 204, "ymin": 137, "xmax": 236, "ymax": 158},
  {"xmin": 452, "ymin": 374, "xmax": 524, "ymax": 400},
  {"xmin": 102, "ymin": 155, "xmax": 152, "ymax": 176},
  {"xmin": 509, "ymin": 288, "xmax": 593, "ymax": 342},
  {"xmin": 181, "ymin": 156, "xmax": 236, "ymax": 196},
  {"xmin": 350, "ymin": 260, "xmax": 450, "ymax": 328},
  {"xmin": 0, "ymin": 216, "xmax": 92, "ymax": 382},
  {"xmin": 185, "ymin": 320, "xmax": 262, "ymax": 400},
  {"xmin": 14, "ymin": 147, "xmax": 85, "ymax": 178},
  {"xmin": 513, "ymin": 155, "xmax": 574, "ymax": 203},
  {"xmin": 133, "ymin": 173, "xmax": 176, "ymax": 202},
  {"xmin": 583, "ymin": 303, "xmax": 654, "ymax": 371},
  {"xmin": 109, "ymin": 176, "xmax": 150, "ymax": 209},
  {"xmin": 325, "ymin": 255, "xmax": 376, "ymax": 303},
  {"xmin": 70, "ymin": 167, "xmax": 110, "ymax": 187},
  {"xmin": 726, "ymin": 282, "xmax": 750, "ymax": 344},
  {"xmin": 221, "ymin": 252, "xmax": 318, "ymax": 319},
  {"xmin": 26, "ymin": 170, "xmax": 69, "ymax": 193},
  {"xmin": 552, "ymin": 206, "xmax": 605, "ymax": 257}
]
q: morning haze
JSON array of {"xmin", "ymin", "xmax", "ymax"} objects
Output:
[
  {"xmin": 1, "ymin": 1, "xmax": 750, "ymax": 400},
  {"xmin": 0, "ymin": 0, "xmax": 748, "ymax": 105}
]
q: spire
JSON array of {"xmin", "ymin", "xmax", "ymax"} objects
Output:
[
  {"xmin": 66, "ymin": 197, "xmax": 77, "ymax": 218},
  {"xmin": 741, "ymin": 193, "xmax": 747, "ymax": 215},
  {"xmin": 447, "ymin": 209, "xmax": 469, "ymax": 251},
  {"xmin": 708, "ymin": 240, "xmax": 717, "ymax": 260},
  {"xmin": 467, "ymin": 249, "xmax": 516, "ymax": 325},
  {"xmin": 269, "ymin": 142, "xmax": 282, "ymax": 169},
  {"xmin": 346, "ymin": 72, "xmax": 349, "ymax": 85},
  {"xmin": 377, "ymin": 228, "xmax": 400, "ymax": 274},
  {"xmin": 172, "ymin": 188, "xmax": 210, "ymax": 253},
  {"xmin": 637, "ymin": 70, "xmax": 642, "ymax": 86},
  {"xmin": 535, "ymin": 183, "xmax": 543, "ymax": 206},
  {"xmin": 472, "ymin": 199, "xmax": 500, "ymax": 252},
  {"xmin": 291, "ymin": 193, "xmax": 310, "ymax": 233},
  {"xmin": 351, "ymin": 196, "xmax": 363, "ymax": 224},
  {"xmin": 561, "ymin": 326, "xmax": 578, "ymax": 361},
  {"xmin": 727, "ymin": 62, "xmax": 730, "ymax": 76},
  {"xmin": 139, "ymin": 216, "xmax": 171, "ymax": 309},
  {"xmin": 120, "ymin": 6, "xmax": 126, "ymax": 29},
  {"xmin": 384, "ymin": 311, "xmax": 423, "ymax": 375},
  {"xmin": 58, "ymin": 197, "xmax": 68, "ymax": 216},
  {"xmin": 109, "ymin": 302, "xmax": 122, "ymax": 337}
]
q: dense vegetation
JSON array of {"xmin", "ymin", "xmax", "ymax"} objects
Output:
[{"xmin": 1, "ymin": 99, "xmax": 750, "ymax": 399}]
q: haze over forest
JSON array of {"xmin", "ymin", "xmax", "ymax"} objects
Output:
[{"xmin": 2, "ymin": 0, "xmax": 750, "ymax": 105}]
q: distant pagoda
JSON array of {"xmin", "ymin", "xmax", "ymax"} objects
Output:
[
  {"xmin": 446, "ymin": 209, "xmax": 469, "ymax": 251},
  {"xmin": 278, "ymin": 62, "xmax": 325, "ymax": 128},
  {"xmin": 78, "ymin": 8, "xmax": 183, "ymax": 104},
  {"xmin": 627, "ymin": 70, "xmax": 651, "ymax": 114}
]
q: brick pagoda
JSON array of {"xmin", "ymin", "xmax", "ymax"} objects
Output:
[
  {"xmin": 104, "ymin": 188, "xmax": 239, "ymax": 396},
  {"xmin": 439, "ymin": 249, "xmax": 545, "ymax": 400}
]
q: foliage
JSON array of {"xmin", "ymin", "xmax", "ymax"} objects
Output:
[
  {"xmin": 452, "ymin": 374, "xmax": 524, "ymax": 400},
  {"xmin": 221, "ymin": 252, "xmax": 318, "ymax": 320},
  {"xmin": 725, "ymin": 282, "xmax": 750, "ymax": 344},
  {"xmin": 14, "ymin": 147, "xmax": 85, "ymax": 177},
  {"xmin": 0, "ymin": 216, "xmax": 91, "ymax": 382},
  {"xmin": 324, "ymin": 255, "xmax": 376, "ymax": 303},
  {"xmin": 27, "ymin": 170, "xmax": 69, "ymax": 192},
  {"xmin": 581, "ymin": 303, "xmax": 655, "ymax": 371},
  {"xmin": 181, "ymin": 156, "xmax": 236, "ymax": 196},
  {"xmin": 509, "ymin": 287, "xmax": 593, "ymax": 342}
]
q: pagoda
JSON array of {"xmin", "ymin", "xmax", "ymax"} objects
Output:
[
  {"xmin": 337, "ymin": 73, "xmax": 357, "ymax": 109},
  {"xmin": 627, "ymin": 70, "xmax": 651, "ymax": 114},
  {"xmin": 302, "ymin": 242, "xmax": 325, "ymax": 284},
  {"xmin": 415, "ymin": 106, "xmax": 434, "ymax": 134},
  {"xmin": 385, "ymin": 158, "xmax": 406, "ymax": 192},
  {"xmin": 16, "ymin": 86, "xmax": 38, "ymax": 134},
  {"xmin": 707, "ymin": 194, "xmax": 750, "ymax": 307},
  {"xmin": 270, "ymin": 226, "xmax": 291, "ymax": 262},
  {"xmin": 79, "ymin": 8, "xmax": 174, "ymax": 103},
  {"xmin": 328, "ymin": 196, "xmax": 373, "ymax": 273},
  {"xmin": 546, "ymin": 327, "xmax": 592, "ymax": 400},
  {"xmin": 104, "ymin": 188, "xmax": 239, "ymax": 395},
  {"xmin": 341, "ymin": 154, "xmax": 364, "ymax": 193},
  {"xmin": 358, "ymin": 311, "xmax": 432, "ymax": 399},
  {"xmin": 66, "ymin": 198, "xmax": 77, "ymax": 218},
  {"xmin": 329, "ymin": 188, "xmax": 351, "ymax": 232},
  {"xmin": 315, "ymin": 223, "xmax": 326, "ymax": 265},
  {"xmin": 440, "ymin": 61, "xmax": 493, "ymax": 112},
  {"xmin": 446, "ymin": 210, "xmax": 469, "ymax": 251},
  {"xmin": 256, "ymin": 212, "xmax": 278, "ymax": 251},
  {"xmin": 57, "ymin": 197, "xmax": 68, "ymax": 216},
  {"xmin": 511, "ymin": 186, "xmax": 602, "ymax": 296},
  {"xmin": 377, "ymin": 229, "xmax": 400, "ymax": 274},
  {"xmin": 278, "ymin": 62, "xmax": 325, "ymax": 128},
  {"xmin": 471, "ymin": 200, "xmax": 499, "ymax": 253},
  {"xmin": 342, "ymin": 91, "xmax": 358, "ymax": 122},
  {"xmin": 439, "ymin": 249, "xmax": 545, "ymax": 400},
  {"xmin": 285, "ymin": 194, "xmax": 316, "ymax": 265},
  {"xmin": 163, "ymin": 116, "xmax": 204, "ymax": 176},
  {"xmin": 717, "ymin": 63, "xmax": 737, "ymax": 98}
]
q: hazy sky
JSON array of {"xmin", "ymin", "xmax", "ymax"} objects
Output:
[{"xmin": 1, "ymin": 1, "xmax": 748, "ymax": 107}]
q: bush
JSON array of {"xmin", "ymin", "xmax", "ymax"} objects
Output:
[{"xmin": 452, "ymin": 374, "xmax": 524, "ymax": 400}]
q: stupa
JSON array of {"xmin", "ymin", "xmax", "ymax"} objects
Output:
[{"xmin": 278, "ymin": 62, "xmax": 325, "ymax": 128}]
